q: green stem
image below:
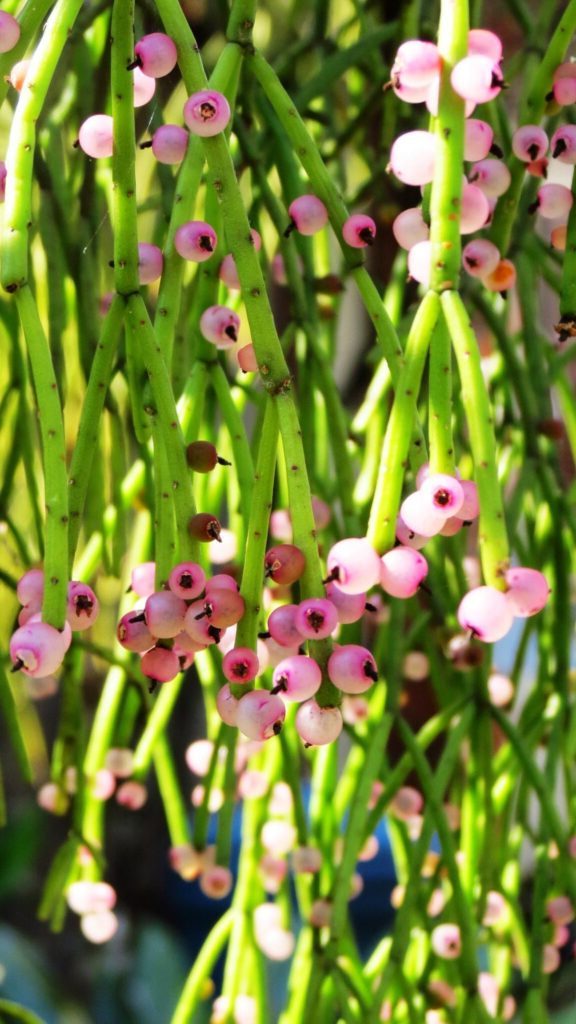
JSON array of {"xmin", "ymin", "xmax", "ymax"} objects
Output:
[
  {"xmin": 131, "ymin": 674, "xmax": 185, "ymax": 780},
  {"xmin": 170, "ymin": 910, "xmax": 234, "ymax": 1024},
  {"xmin": 428, "ymin": 313, "xmax": 455, "ymax": 474},
  {"xmin": 111, "ymin": 0, "xmax": 139, "ymax": 298}
]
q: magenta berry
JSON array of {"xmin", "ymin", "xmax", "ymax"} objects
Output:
[
  {"xmin": 391, "ymin": 40, "xmax": 440, "ymax": 89},
  {"xmin": 286, "ymin": 195, "xmax": 328, "ymax": 236},
  {"xmin": 199, "ymin": 305, "xmax": 240, "ymax": 348},
  {"xmin": 464, "ymin": 119, "xmax": 494, "ymax": 162},
  {"xmin": 10, "ymin": 622, "xmax": 68, "ymax": 678},
  {"xmin": 117, "ymin": 611, "xmax": 155, "ymax": 653},
  {"xmin": 144, "ymin": 591, "xmax": 187, "ymax": 639},
  {"xmin": 342, "ymin": 214, "xmax": 376, "ymax": 248},
  {"xmin": 451, "ymin": 55, "xmax": 503, "ymax": 104},
  {"xmin": 380, "ymin": 547, "xmax": 428, "ymax": 599},
  {"xmin": 132, "ymin": 33, "xmax": 178, "ymax": 78},
  {"xmin": 168, "ymin": 562, "xmax": 206, "ymax": 599},
  {"xmin": 141, "ymin": 646, "xmax": 180, "ymax": 684},
  {"xmin": 175, "ymin": 221, "xmax": 218, "ymax": 262},
  {"xmin": 457, "ymin": 586, "xmax": 515, "ymax": 642},
  {"xmin": 271, "ymin": 655, "xmax": 322, "ymax": 702},
  {"xmin": 504, "ymin": 567, "xmax": 550, "ymax": 617},
  {"xmin": 222, "ymin": 647, "xmax": 259, "ymax": 683},
  {"xmin": 327, "ymin": 645, "xmax": 378, "ymax": 694},
  {"xmin": 264, "ymin": 544, "xmax": 306, "ymax": 585},
  {"xmin": 390, "ymin": 131, "xmax": 437, "ymax": 186},
  {"xmin": 267, "ymin": 604, "xmax": 302, "ymax": 648},
  {"xmin": 236, "ymin": 690, "xmax": 286, "ymax": 740},
  {"xmin": 137, "ymin": 243, "xmax": 163, "ymax": 285},
  {"xmin": 150, "ymin": 124, "xmax": 188, "ymax": 164},
  {"xmin": 462, "ymin": 239, "xmax": 500, "ymax": 279},
  {"xmin": 326, "ymin": 537, "xmax": 381, "ymax": 594},
  {"xmin": 67, "ymin": 581, "xmax": 100, "ymax": 631},
  {"xmin": 392, "ymin": 207, "xmax": 429, "ymax": 250},
  {"xmin": 294, "ymin": 598, "xmax": 338, "ymax": 640},
  {"xmin": 183, "ymin": 90, "xmax": 231, "ymax": 137},
  {"xmin": 295, "ymin": 701, "xmax": 343, "ymax": 746},
  {"xmin": 512, "ymin": 126, "xmax": 548, "ymax": 163},
  {"xmin": 78, "ymin": 115, "xmax": 113, "ymax": 159},
  {"xmin": 0, "ymin": 12, "xmax": 21, "ymax": 54}
]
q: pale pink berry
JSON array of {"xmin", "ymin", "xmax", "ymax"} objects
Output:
[
  {"xmin": 184, "ymin": 601, "xmax": 222, "ymax": 645},
  {"xmin": 325, "ymin": 582, "xmax": 366, "ymax": 624},
  {"xmin": 390, "ymin": 131, "xmax": 437, "ymax": 186},
  {"xmin": 400, "ymin": 491, "xmax": 445, "ymax": 537},
  {"xmin": 487, "ymin": 672, "xmax": 514, "ymax": 706},
  {"xmin": 263, "ymin": 637, "xmax": 300, "ymax": 669},
  {"xmin": 183, "ymin": 90, "xmax": 231, "ymax": 136},
  {"xmin": 326, "ymin": 537, "xmax": 381, "ymax": 594},
  {"xmin": 237, "ymin": 690, "xmax": 286, "ymax": 740},
  {"xmin": 234, "ymin": 995, "xmax": 257, "ymax": 1024},
  {"xmin": 463, "ymin": 239, "xmax": 500, "ymax": 278},
  {"xmin": 238, "ymin": 345, "xmax": 258, "ymax": 373},
  {"xmin": 271, "ymin": 655, "xmax": 322, "ymax": 702},
  {"xmin": 395, "ymin": 514, "xmax": 428, "ymax": 550},
  {"xmin": 25, "ymin": 675, "xmax": 59, "ymax": 700},
  {"xmin": 10, "ymin": 622, "xmax": 67, "ymax": 677},
  {"xmin": 169, "ymin": 844, "xmax": 206, "ymax": 880},
  {"xmin": 531, "ymin": 183, "xmax": 573, "ymax": 219},
  {"xmin": 431, "ymin": 923, "xmax": 462, "ymax": 959},
  {"xmin": 185, "ymin": 739, "xmax": 215, "ymax": 777},
  {"xmin": 457, "ymin": 586, "xmax": 514, "ymax": 642},
  {"xmin": 542, "ymin": 945, "xmax": 561, "ymax": 974},
  {"xmin": 391, "ymin": 40, "xmax": 440, "ymax": 88},
  {"xmin": 37, "ymin": 782, "xmax": 69, "ymax": 815},
  {"xmin": 342, "ymin": 214, "xmax": 376, "ymax": 248},
  {"xmin": 512, "ymin": 125, "xmax": 548, "ymax": 162},
  {"xmin": 295, "ymin": 701, "xmax": 343, "ymax": 746},
  {"xmin": 191, "ymin": 784, "xmax": 223, "ymax": 812},
  {"xmin": 261, "ymin": 820, "xmax": 297, "ymax": 856},
  {"xmin": 131, "ymin": 562, "xmax": 156, "ymax": 598},
  {"xmin": 287, "ymin": 195, "xmax": 328, "ymax": 236},
  {"xmin": 117, "ymin": 611, "xmax": 154, "ymax": 653},
  {"xmin": 439, "ymin": 517, "xmax": 464, "ymax": 537},
  {"xmin": 199, "ymin": 865, "xmax": 233, "ymax": 900},
  {"xmin": 551, "ymin": 125, "xmax": 576, "ymax": 163},
  {"xmin": 238, "ymin": 769, "xmax": 268, "ymax": 800},
  {"xmin": 67, "ymin": 581, "xmax": 99, "ymax": 631},
  {"xmin": 175, "ymin": 221, "xmax": 218, "ymax": 262},
  {"xmin": 420, "ymin": 473, "xmax": 465, "ymax": 518},
  {"xmin": 505, "ymin": 567, "xmax": 550, "ymax": 617},
  {"xmin": 141, "ymin": 646, "xmax": 180, "ymax": 683},
  {"xmin": 133, "ymin": 33, "xmax": 177, "ymax": 78},
  {"xmin": 256, "ymin": 925, "xmax": 295, "ymax": 961},
  {"xmin": 144, "ymin": 591, "xmax": 187, "ymax": 638},
  {"xmin": 294, "ymin": 598, "xmax": 338, "ymax": 639},
  {"xmin": 17, "ymin": 568, "xmax": 44, "ymax": 607},
  {"xmin": 133, "ymin": 66, "xmax": 156, "ymax": 106},
  {"xmin": 81, "ymin": 909, "xmax": 119, "ymax": 944},
  {"xmin": 151, "ymin": 124, "xmax": 188, "ymax": 164},
  {"xmin": 392, "ymin": 79, "xmax": 430, "ymax": 103},
  {"xmin": 390, "ymin": 786, "xmax": 423, "ymax": 819},
  {"xmin": 460, "ymin": 183, "xmax": 490, "ymax": 233},
  {"xmin": 327, "ymin": 645, "xmax": 378, "ymax": 694},
  {"xmin": 219, "ymin": 230, "xmax": 261, "ymax": 289},
  {"xmin": 216, "ymin": 684, "xmax": 239, "ymax": 726},
  {"xmin": 137, "ymin": 243, "xmax": 163, "ymax": 285},
  {"xmin": 67, "ymin": 880, "xmax": 116, "ymax": 915},
  {"xmin": 168, "ymin": 562, "xmax": 206, "ymax": 599},
  {"xmin": 468, "ymin": 29, "xmax": 503, "ymax": 62},
  {"xmin": 269, "ymin": 781, "xmax": 292, "ymax": 815},
  {"xmin": 206, "ymin": 574, "xmax": 239, "ymax": 595},
  {"xmin": 199, "ymin": 304, "xmax": 240, "ymax": 347},
  {"xmin": 116, "ymin": 780, "xmax": 147, "ymax": 809},
  {"xmin": 223, "ymin": 647, "xmax": 259, "ymax": 684},
  {"xmin": 392, "ymin": 207, "xmax": 429, "ymax": 250},
  {"xmin": 407, "ymin": 239, "xmax": 433, "ymax": 286},
  {"xmin": 402, "ymin": 650, "xmax": 430, "ymax": 680},
  {"xmin": 469, "ymin": 159, "xmax": 511, "ymax": 198},
  {"xmin": 267, "ymin": 604, "xmax": 302, "ymax": 647},
  {"xmin": 482, "ymin": 890, "xmax": 507, "ymax": 926},
  {"xmin": 92, "ymin": 768, "xmax": 116, "ymax": 800},
  {"xmin": 8, "ymin": 59, "xmax": 30, "ymax": 92},
  {"xmin": 0, "ymin": 12, "xmax": 21, "ymax": 54},
  {"xmin": 451, "ymin": 55, "xmax": 503, "ymax": 104},
  {"xmin": 105, "ymin": 748, "xmax": 134, "ymax": 778},
  {"xmin": 546, "ymin": 896, "xmax": 574, "ymax": 925},
  {"xmin": 292, "ymin": 846, "xmax": 323, "ymax": 874},
  {"xmin": 78, "ymin": 115, "xmax": 113, "ymax": 159},
  {"xmin": 464, "ymin": 119, "xmax": 494, "ymax": 161},
  {"xmin": 553, "ymin": 65, "xmax": 576, "ymax": 104}
]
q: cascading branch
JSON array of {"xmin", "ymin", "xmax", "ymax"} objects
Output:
[{"xmin": 0, "ymin": 0, "xmax": 575, "ymax": 1021}]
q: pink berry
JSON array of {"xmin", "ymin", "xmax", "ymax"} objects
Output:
[
  {"xmin": 116, "ymin": 780, "xmax": 147, "ymax": 810},
  {"xmin": 464, "ymin": 119, "xmax": 494, "ymax": 161},
  {"xmin": 391, "ymin": 40, "xmax": 440, "ymax": 89},
  {"xmin": 17, "ymin": 568, "xmax": 44, "ymax": 607},
  {"xmin": 0, "ymin": 12, "xmax": 21, "ymax": 54},
  {"xmin": 504, "ymin": 567, "xmax": 550, "ymax": 617},
  {"xmin": 117, "ymin": 610, "xmax": 155, "ymax": 653},
  {"xmin": 265, "ymin": 544, "xmax": 306, "ymax": 585},
  {"xmin": 469, "ymin": 159, "xmax": 511, "ymax": 198},
  {"xmin": 8, "ymin": 59, "xmax": 30, "ymax": 92},
  {"xmin": 131, "ymin": 562, "xmax": 156, "ymax": 598},
  {"xmin": 286, "ymin": 194, "xmax": 328, "ymax": 236},
  {"xmin": 183, "ymin": 90, "xmax": 231, "ymax": 136},
  {"xmin": 141, "ymin": 646, "xmax": 180, "ymax": 683},
  {"xmin": 184, "ymin": 601, "xmax": 222, "ymax": 646},
  {"xmin": 267, "ymin": 604, "xmax": 302, "ymax": 648},
  {"xmin": 380, "ymin": 547, "xmax": 428, "ymax": 599},
  {"xmin": 238, "ymin": 344, "xmax": 258, "ymax": 372},
  {"xmin": 133, "ymin": 66, "xmax": 156, "ymax": 107},
  {"xmin": 200, "ymin": 589, "xmax": 245, "ymax": 628},
  {"xmin": 462, "ymin": 239, "xmax": 500, "ymax": 278},
  {"xmin": 295, "ymin": 701, "xmax": 343, "ymax": 746},
  {"xmin": 327, "ymin": 645, "xmax": 378, "ymax": 694},
  {"xmin": 261, "ymin": 820, "xmax": 297, "ymax": 856},
  {"xmin": 133, "ymin": 33, "xmax": 178, "ymax": 78},
  {"xmin": 199, "ymin": 865, "xmax": 233, "ymax": 900},
  {"xmin": 554, "ymin": 77, "xmax": 576, "ymax": 104},
  {"xmin": 512, "ymin": 125, "xmax": 548, "ymax": 162},
  {"xmin": 400, "ymin": 491, "xmax": 445, "ymax": 537},
  {"xmin": 206, "ymin": 574, "xmax": 239, "ymax": 595},
  {"xmin": 236, "ymin": 690, "xmax": 286, "ymax": 740},
  {"xmin": 451, "ymin": 55, "xmax": 503, "ymax": 104},
  {"xmin": 292, "ymin": 846, "xmax": 323, "ymax": 874},
  {"xmin": 392, "ymin": 79, "xmax": 430, "ymax": 104},
  {"xmin": 67, "ymin": 880, "xmax": 116, "ymax": 915},
  {"xmin": 342, "ymin": 214, "xmax": 376, "ymax": 248},
  {"xmin": 392, "ymin": 207, "xmax": 429, "ymax": 250},
  {"xmin": 546, "ymin": 896, "xmax": 574, "ymax": 925},
  {"xmin": 271, "ymin": 655, "xmax": 322, "ymax": 702},
  {"xmin": 294, "ymin": 598, "xmax": 338, "ymax": 639},
  {"xmin": 531, "ymin": 183, "xmax": 573, "ymax": 219},
  {"xmin": 78, "ymin": 115, "xmax": 113, "ymax": 159},
  {"xmin": 144, "ymin": 591, "xmax": 187, "ymax": 638},
  {"xmin": 325, "ymin": 582, "xmax": 366, "ymax": 624},
  {"xmin": 137, "ymin": 243, "xmax": 163, "ymax": 285},
  {"xmin": 468, "ymin": 29, "xmax": 503, "ymax": 62},
  {"xmin": 67, "ymin": 581, "xmax": 100, "ymax": 631},
  {"xmin": 175, "ymin": 221, "xmax": 218, "ymax": 262},
  {"xmin": 199, "ymin": 304, "xmax": 240, "ymax": 347},
  {"xmin": 326, "ymin": 537, "xmax": 381, "ymax": 594},
  {"xmin": 150, "ymin": 124, "xmax": 188, "ymax": 164},
  {"xmin": 168, "ymin": 562, "xmax": 206, "ymax": 600},
  {"xmin": 395, "ymin": 514, "xmax": 428, "ymax": 550},
  {"xmin": 420, "ymin": 473, "xmax": 465, "ymax": 518},
  {"xmin": 460, "ymin": 183, "xmax": 490, "ymax": 234},
  {"xmin": 389, "ymin": 131, "xmax": 437, "ymax": 186},
  {"xmin": 457, "ymin": 586, "xmax": 515, "ymax": 642},
  {"xmin": 431, "ymin": 923, "xmax": 462, "ymax": 959},
  {"xmin": 216, "ymin": 683, "xmax": 239, "ymax": 726},
  {"xmin": 222, "ymin": 647, "xmax": 259, "ymax": 683},
  {"xmin": 10, "ymin": 622, "xmax": 68, "ymax": 678},
  {"xmin": 552, "ymin": 125, "xmax": 576, "ymax": 163},
  {"xmin": 487, "ymin": 672, "xmax": 514, "ymax": 707}
]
